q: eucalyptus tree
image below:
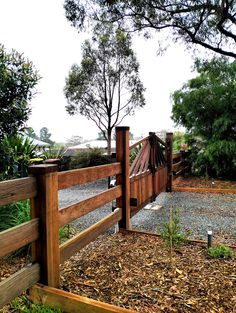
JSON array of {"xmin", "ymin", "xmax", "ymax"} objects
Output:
[
  {"xmin": 64, "ymin": 0, "xmax": 236, "ymax": 58},
  {"xmin": 64, "ymin": 24, "xmax": 145, "ymax": 154}
]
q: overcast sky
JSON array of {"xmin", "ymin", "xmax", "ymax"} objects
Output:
[{"xmin": 0, "ymin": 0, "xmax": 195, "ymax": 142}]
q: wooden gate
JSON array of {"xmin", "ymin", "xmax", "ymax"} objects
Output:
[{"xmin": 129, "ymin": 132, "xmax": 170, "ymax": 216}]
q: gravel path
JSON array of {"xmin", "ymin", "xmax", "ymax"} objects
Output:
[{"xmin": 59, "ymin": 179, "xmax": 236, "ymax": 245}]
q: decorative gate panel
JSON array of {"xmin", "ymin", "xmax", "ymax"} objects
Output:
[{"xmin": 129, "ymin": 133, "xmax": 168, "ymax": 216}]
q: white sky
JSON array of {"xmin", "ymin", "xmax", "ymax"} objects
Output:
[{"xmin": 0, "ymin": 0, "xmax": 195, "ymax": 142}]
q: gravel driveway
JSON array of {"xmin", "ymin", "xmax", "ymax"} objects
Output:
[{"xmin": 59, "ymin": 179, "xmax": 236, "ymax": 245}]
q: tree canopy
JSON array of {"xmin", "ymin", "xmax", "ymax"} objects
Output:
[
  {"xmin": 0, "ymin": 45, "xmax": 39, "ymax": 139},
  {"xmin": 39, "ymin": 127, "xmax": 54, "ymax": 145},
  {"xmin": 171, "ymin": 57, "xmax": 236, "ymax": 178},
  {"xmin": 64, "ymin": 24, "xmax": 145, "ymax": 153},
  {"xmin": 64, "ymin": 0, "xmax": 236, "ymax": 58}
]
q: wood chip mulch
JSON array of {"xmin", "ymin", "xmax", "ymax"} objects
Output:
[
  {"xmin": 173, "ymin": 177, "xmax": 236, "ymax": 189},
  {"xmin": 60, "ymin": 232, "xmax": 236, "ymax": 313}
]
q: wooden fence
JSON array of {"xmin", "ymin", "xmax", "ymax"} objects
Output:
[
  {"xmin": 172, "ymin": 150, "xmax": 190, "ymax": 177},
  {"xmin": 0, "ymin": 127, "xmax": 174, "ymax": 312}
]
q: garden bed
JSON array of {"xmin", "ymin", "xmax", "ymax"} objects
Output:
[
  {"xmin": 60, "ymin": 232, "xmax": 236, "ymax": 313},
  {"xmin": 173, "ymin": 176, "xmax": 236, "ymax": 190}
]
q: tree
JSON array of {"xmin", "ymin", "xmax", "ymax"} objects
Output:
[
  {"xmin": 24, "ymin": 127, "xmax": 39, "ymax": 139},
  {"xmin": 39, "ymin": 127, "xmax": 54, "ymax": 145},
  {"xmin": 66, "ymin": 135, "xmax": 84, "ymax": 146},
  {"xmin": 171, "ymin": 57, "xmax": 236, "ymax": 178},
  {"xmin": 64, "ymin": 0, "xmax": 236, "ymax": 58},
  {"xmin": 64, "ymin": 24, "xmax": 145, "ymax": 154},
  {"xmin": 97, "ymin": 131, "xmax": 106, "ymax": 141},
  {"xmin": 0, "ymin": 45, "xmax": 39, "ymax": 139}
]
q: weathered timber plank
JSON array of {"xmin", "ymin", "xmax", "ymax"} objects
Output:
[
  {"xmin": 0, "ymin": 177, "xmax": 37, "ymax": 206},
  {"xmin": 172, "ymin": 152, "xmax": 182, "ymax": 160},
  {"xmin": 60, "ymin": 208, "xmax": 122, "ymax": 263},
  {"xmin": 129, "ymin": 136, "xmax": 149, "ymax": 150},
  {"xmin": 30, "ymin": 284, "xmax": 137, "ymax": 313},
  {"xmin": 0, "ymin": 263, "xmax": 40, "ymax": 307},
  {"xmin": 29, "ymin": 165, "xmax": 60, "ymax": 288},
  {"xmin": 59, "ymin": 186, "xmax": 122, "ymax": 226},
  {"xmin": 130, "ymin": 169, "xmax": 151, "ymax": 182},
  {"xmin": 0, "ymin": 218, "xmax": 39, "ymax": 258},
  {"xmin": 58, "ymin": 163, "xmax": 122, "ymax": 190},
  {"xmin": 172, "ymin": 160, "xmax": 184, "ymax": 171},
  {"xmin": 173, "ymin": 187, "xmax": 236, "ymax": 194}
]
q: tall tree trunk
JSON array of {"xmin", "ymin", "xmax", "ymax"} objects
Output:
[{"xmin": 107, "ymin": 129, "xmax": 112, "ymax": 156}]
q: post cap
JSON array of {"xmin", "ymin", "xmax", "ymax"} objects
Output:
[
  {"xmin": 28, "ymin": 164, "xmax": 58, "ymax": 175},
  {"xmin": 115, "ymin": 126, "xmax": 130, "ymax": 131}
]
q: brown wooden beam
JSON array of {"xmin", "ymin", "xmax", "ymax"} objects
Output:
[
  {"xmin": 0, "ymin": 263, "xmax": 40, "ymax": 307},
  {"xmin": 173, "ymin": 186, "xmax": 236, "ymax": 194},
  {"xmin": 116, "ymin": 126, "xmax": 131, "ymax": 230},
  {"xmin": 58, "ymin": 163, "xmax": 122, "ymax": 190},
  {"xmin": 29, "ymin": 165, "xmax": 60, "ymax": 288},
  {"xmin": 60, "ymin": 208, "xmax": 122, "ymax": 264},
  {"xmin": 165, "ymin": 133, "xmax": 173, "ymax": 192},
  {"xmin": 59, "ymin": 186, "xmax": 122, "ymax": 226},
  {"xmin": 0, "ymin": 177, "xmax": 37, "ymax": 206},
  {"xmin": 29, "ymin": 283, "xmax": 137, "ymax": 313},
  {"xmin": 0, "ymin": 218, "xmax": 39, "ymax": 258}
]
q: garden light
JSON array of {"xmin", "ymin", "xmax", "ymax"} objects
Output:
[{"xmin": 207, "ymin": 224, "xmax": 213, "ymax": 248}]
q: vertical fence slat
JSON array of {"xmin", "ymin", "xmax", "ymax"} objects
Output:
[
  {"xmin": 29, "ymin": 164, "xmax": 60, "ymax": 288},
  {"xmin": 116, "ymin": 126, "xmax": 131, "ymax": 230},
  {"xmin": 165, "ymin": 132, "xmax": 173, "ymax": 192}
]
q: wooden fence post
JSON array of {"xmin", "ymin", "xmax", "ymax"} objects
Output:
[
  {"xmin": 165, "ymin": 132, "xmax": 173, "ymax": 192},
  {"xmin": 116, "ymin": 126, "xmax": 131, "ymax": 230},
  {"xmin": 28, "ymin": 164, "xmax": 60, "ymax": 288}
]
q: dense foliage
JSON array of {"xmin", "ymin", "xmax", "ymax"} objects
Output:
[
  {"xmin": 0, "ymin": 135, "xmax": 37, "ymax": 180},
  {"xmin": 70, "ymin": 148, "xmax": 111, "ymax": 169},
  {"xmin": 0, "ymin": 45, "xmax": 39, "ymax": 138},
  {"xmin": 172, "ymin": 57, "xmax": 236, "ymax": 178},
  {"xmin": 64, "ymin": 0, "xmax": 236, "ymax": 58},
  {"xmin": 64, "ymin": 23, "xmax": 145, "ymax": 154}
]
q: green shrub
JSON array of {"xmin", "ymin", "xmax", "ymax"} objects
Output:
[
  {"xmin": 70, "ymin": 148, "xmax": 111, "ymax": 169},
  {"xmin": 0, "ymin": 200, "xmax": 30, "ymax": 232},
  {"xmin": 0, "ymin": 135, "xmax": 37, "ymax": 180},
  {"xmin": 208, "ymin": 244, "xmax": 234, "ymax": 259},
  {"xmin": 0, "ymin": 200, "xmax": 30, "ymax": 256},
  {"xmin": 129, "ymin": 144, "xmax": 141, "ymax": 165},
  {"xmin": 11, "ymin": 295, "xmax": 61, "ymax": 313}
]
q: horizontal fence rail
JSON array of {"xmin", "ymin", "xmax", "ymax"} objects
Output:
[
  {"xmin": 60, "ymin": 208, "xmax": 122, "ymax": 264},
  {"xmin": 0, "ymin": 218, "xmax": 39, "ymax": 258},
  {"xmin": 0, "ymin": 263, "xmax": 40, "ymax": 307},
  {"xmin": 0, "ymin": 177, "xmax": 37, "ymax": 206},
  {"xmin": 30, "ymin": 284, "xmax": 137, "ymax": 313},
  {"xmin": 59, "ymin": 185, "xmax": 122, "ymax": 227},
  {"xmin": 172, "ymin": 151, "xmax": 190, "ymax": 177},
  {"xmin": 58, "ymin": 163, "xmax": 122, "ymax": 190}
]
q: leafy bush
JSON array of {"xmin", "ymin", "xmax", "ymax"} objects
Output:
[
  {"xmin": 70, "ymin": 148, "xmax": 111, "ymax": 169},
  {"xmin": 129, "ymin": 144, "xmax": 141, "ymax": 165},
  {"xmin": 173, "ymin": 131, "xmax": 188, "ymax": 152},
  {"xmin": 172, "ymin": 58, "xmax": 236, "ymax": 179},
  {"xmin": 0, "ymin": 200, "xmax": 30, "ymax": 232},
  {"xmin": 0, "ymin": 200, "xmax": 30, "ymax": 256},
  {"xmin": 208, "ymin": 244, "xmax": 234, "ymax": 259},
  {"xmin": 11, "ymin": 296, "xmax": 61, "ymax": 313},
  {"xmin": 0, "ymin": 135, "xmax": 37, "ymax": 180}
]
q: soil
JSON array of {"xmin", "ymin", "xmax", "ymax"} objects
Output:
[
  {"xmin": 60, "ymin": 232, "xmax": 236, "ymax": 313},
  {"xmin": 173, "ymin": 176, "xmax": 236, "ymax": 189}
]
